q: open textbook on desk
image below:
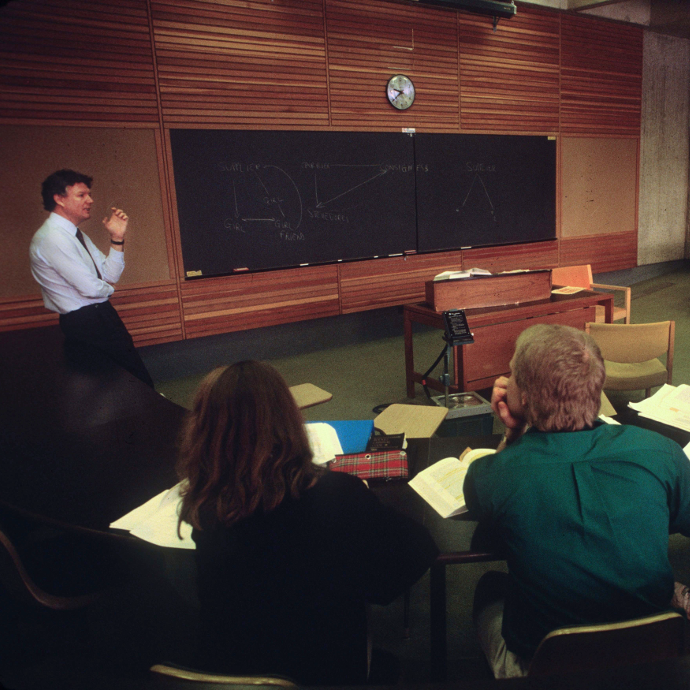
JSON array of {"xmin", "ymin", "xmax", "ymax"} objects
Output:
[{"xmin": 409, "ymin": 448, "xmax": 495, "ymax": 518}]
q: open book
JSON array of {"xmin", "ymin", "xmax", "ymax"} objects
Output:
[
  {"xmin": 433, "ymin": 267, "xmax": 492, "ymax": 281},
  {"xmin": 408, "ymin": 447, "xmax": 495, "ymax": 518}
]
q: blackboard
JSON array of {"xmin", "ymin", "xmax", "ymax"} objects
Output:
[
  {"xmin": 415, "ymin": 134, "xmax": 556, "ymax": 252},
  {"xmin": 170, "ymin": 130, "xmax": 416, "ymax": 276}
]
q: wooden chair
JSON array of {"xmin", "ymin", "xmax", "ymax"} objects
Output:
[
  {"xmin": 586, "ymin": 321, "xmax": 674, "ymax": 398},
  {"xmin": 0, "ymin": 527, "xmax": 101, "ymax": 611},
  {"xmin": 528, "ymin": 611, "xmax": 686, "ymax": 677},
  {"xmin": 552, "ymin": 264, "xmax": 631, "ymax": 323},
  {"xmin": 150, "ymin": 663, "xmax": 298, "ymax": 686}
]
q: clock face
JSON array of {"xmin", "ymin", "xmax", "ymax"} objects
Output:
[{"xmin": 386, "ymin": 74, "xmax": 415, "ymax": 111}]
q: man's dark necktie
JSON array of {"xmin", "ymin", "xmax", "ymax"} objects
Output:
[{"xmin": 75, "ymin": 228, "xmax": 102, "ymax": 280}]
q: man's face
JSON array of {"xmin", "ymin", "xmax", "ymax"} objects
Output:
[
  {"xmin": 505, "ymin": 356, "xmax": 526, "ymax": 419},
  {"xmin": 53, "ymin": 182, "xmax": 93, "ymax": 226}
]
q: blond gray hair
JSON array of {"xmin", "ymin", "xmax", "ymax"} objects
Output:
[{"xmin": 512, "ymin": 324, "xmax": 605, "ymax": 431}]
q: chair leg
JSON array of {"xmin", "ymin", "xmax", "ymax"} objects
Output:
[{"xmin": 645, "ymin": 388, "xmax": 652, "ymax": 398}]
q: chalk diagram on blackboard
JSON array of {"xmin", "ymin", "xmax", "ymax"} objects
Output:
[
  {"xmin": 460, "ymin": 173, "xmax": 497, "ymax": 223},
  {"xmin": 311, "ymin": 164, "xmax": 389, "ymax": 212},
  {"xmin": 223, "ymin": 165, "xmax": 304, "ymax": 241}
]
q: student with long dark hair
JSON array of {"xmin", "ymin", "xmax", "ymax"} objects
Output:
[{"xmin": 177, "ymin": 361, "xmax": 437, "ymax": 685}]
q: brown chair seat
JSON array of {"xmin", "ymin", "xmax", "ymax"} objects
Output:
[
  {"xmin": 586, "ymin": 321, "xmax": 674, "ymax": 398},
  {"xmin": 603, "ymin": 358, "xmax": 669, "ymax": 391}
]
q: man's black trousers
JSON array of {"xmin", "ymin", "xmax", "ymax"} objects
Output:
[{"xmin": 59, "ymin": 301, "xmax": 154, "ymax": 388}]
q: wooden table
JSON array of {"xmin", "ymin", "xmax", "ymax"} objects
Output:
[
  {"xmin": 0, "ymin": 326, "xmax": 185, "ymax": 532},
  {"xmin": 404, "ymin": 290, "xmax": 614, "ymax": 396}
]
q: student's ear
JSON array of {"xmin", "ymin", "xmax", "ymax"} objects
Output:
[
  {"xmin": 521, "ymin": 391, "xmax": 528, "ymax": 407},
  {"xmin": 53, "ymin": 193, "xmax": 65, "ymax": 209}
]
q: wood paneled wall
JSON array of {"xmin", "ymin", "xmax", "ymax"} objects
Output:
[
  {"xmin": 561, "ymin": 14, "xmax": 643, "ymax": 136},
  {"xmin": 0, "ymin": 0, "xmax": 643, "ymax": 345},
  {"xmin": 0, "ymin": 0, "xmax": 159, "ymax": 125},
  {"xmin": 151, "ymin": 0, "xmax": 329, "ymax": 127},
  {"xmin": 459, "ymin": 6, "xmax": 560, "ymax": 133}
]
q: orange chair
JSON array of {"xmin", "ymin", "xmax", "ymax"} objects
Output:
[{"xmin": 552, "ymin": 264, "xmax": 631, "ymax": 323}]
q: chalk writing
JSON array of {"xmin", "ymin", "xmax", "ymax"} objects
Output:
[{"xmin": 465, "ymin": 162, "xmax": 496, "ymax": 172}]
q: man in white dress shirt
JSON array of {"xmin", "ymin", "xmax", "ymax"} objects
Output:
[{"xmin": 30, "ymin": 169, "xmax": 153, "ymax": 387}]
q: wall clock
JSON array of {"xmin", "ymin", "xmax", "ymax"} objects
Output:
[{"xmin": 386, "ymin": 74, "xmax": 415, "ymax": 111}]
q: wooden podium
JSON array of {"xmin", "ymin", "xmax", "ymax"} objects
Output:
[
  {"xmin": 425, "ymin": 270, "xmax": 552, "ymax": 312},
  {"xmin": 405, "ymin": 287, "xmax": 614, "ymax": 396}
]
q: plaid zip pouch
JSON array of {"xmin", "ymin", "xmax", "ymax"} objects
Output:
[{"xmin": 329, "ymin": 450, "xmax": 408, "ymax": 480}]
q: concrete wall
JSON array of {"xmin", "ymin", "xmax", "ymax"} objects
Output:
[
  {"xmin": 638, "ymin": 31, "xmax": 690, "ymax": 264},
  {"xmin": 580, "ymin": 0, "xmax": 650, "ymax": 25}
]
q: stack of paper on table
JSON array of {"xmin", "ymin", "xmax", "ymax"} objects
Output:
[
  {"xmin": 409, "ymin": 448, "xmax": 495, "ymax": 518},
  {"xmin": 628, "ymin": 384, "xmax": 690, "ymax": 433}
]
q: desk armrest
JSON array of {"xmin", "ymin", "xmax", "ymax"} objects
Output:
[
  {"xmin": 590, "ymin": 282, "xmax": 630, "ymax": 295},
  {"xmin": 591, "ymin": 283, "xmax": 631, "ymax": 323}
]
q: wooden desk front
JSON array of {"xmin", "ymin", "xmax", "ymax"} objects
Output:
[{"xmin": 404, "ymin": 290, "xmax": 614, "ymax": 396}]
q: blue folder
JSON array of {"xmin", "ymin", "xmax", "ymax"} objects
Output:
[{"xmin": 316, "ymin": 420, "xmax": 374, "ymax": 455}]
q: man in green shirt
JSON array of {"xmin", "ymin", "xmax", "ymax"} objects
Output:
[{"xmin": 464, "ymin": 324, "xmax": 690, "ymax": 678}]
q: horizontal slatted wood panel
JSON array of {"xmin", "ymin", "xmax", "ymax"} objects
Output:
[
  {"xmin": 151, "ymin": 0, "xmax": 328, "ymax": 127},
  {"xmin": 339, "ymin": 251, "xmax": 464, "ymax": 313},
  {"xmin": 180, "ymin": 265, "xmax": 340, "ymax": 338},
  {"xmin": 0, "ymin": 282, "xmax": 182, "ymax": 346},
  {"xmin": 463, "ymin": 240, "xmax": 559, "ymax": 272},
  {"xmin": 327, "ymin": 0, "xmax": 459, "ymax": 129},
  {"xmin": 459, "ymin": 6, "xmax": 560, "ymax": 133},
  {"xmin": 0, "ymin": 295, "xmax": 59, "ymax": 332},
  {"xmin": 560, "ymin": 231, "xmax": 637, "ymax": 273},
  {"xmin": 110, "ymin": 283, "xmax": 183, "ymax": 346},
  {"xmin": 561, "ymin": 15, "xmax": 642, "ymax": 135},
  {"xmin": 0, "ymin": 0, "xmax": 158, "ymax": 124}
]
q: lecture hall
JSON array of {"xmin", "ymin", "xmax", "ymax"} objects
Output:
[{"xmin": 1, "ymin": 0, "xmax": 690, "ymax": 688}]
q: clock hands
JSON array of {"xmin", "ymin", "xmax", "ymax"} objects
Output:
[{"xmin": 386, "ymin": 75, "xmax": 415, "ymax": 110}]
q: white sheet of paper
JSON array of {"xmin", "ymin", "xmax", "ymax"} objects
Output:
[
  {"xmin": 630, "ymin": 384, "xmax": 690, "ymax": 432},
  {"xmin": 598, "ymin": 414, "xmax": 621, "ymax": 425},
  {"xmin": 629, "ymin": 384, "xmax": 676, "ymax": 413},
  {"xmin": 110, "ymin": 483, "xmax": 194, "ymax": 550},
  {"xmin": 305, "ymin": 422, "xmax": 343, "ymax": 465}
]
